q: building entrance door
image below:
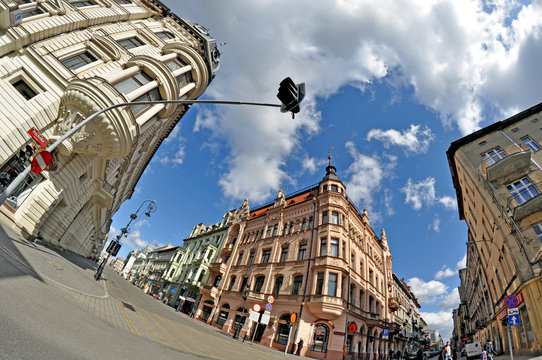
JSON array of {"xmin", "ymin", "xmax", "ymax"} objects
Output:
[{"xmin": 254, "ymin": 323, "xmax": 266, "ymax": 342}]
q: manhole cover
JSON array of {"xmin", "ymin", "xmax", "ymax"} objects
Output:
[
  {"xmin": 122, "ymin": 302, "xmax": 136, "ymax": 312},
  {"xmin": 46, "ymin": 260, "xmax": 63, "ymax": 270}
]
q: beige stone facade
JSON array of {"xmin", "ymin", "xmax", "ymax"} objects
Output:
[
  {"xmin": 448, "ymin": 102, "xmax": 542, "ymax": 356},
  {"xmin": 197, "ymin": 160, "xmax": 402, "ymax": 360},
  {"xmin": 0, "ymin": 0, "xmax": 218, "ymax": 256}
]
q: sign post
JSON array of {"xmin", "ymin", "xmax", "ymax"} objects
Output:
[
  {"xmin": 505, "ymin": 295, "xmax": 518, "ymax": 360},
  {"xmin": 284, "ymin": 325, "xmax": 293, "ymax": 355}
]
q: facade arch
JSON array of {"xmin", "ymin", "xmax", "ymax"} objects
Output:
[{"xmin": 162, "ymin": 43, "xmax": 209, "ymax": 98}]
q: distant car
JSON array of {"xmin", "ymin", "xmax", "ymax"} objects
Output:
[{"xmin": 406, "ymin": 351, "xmax": 418, "ymax": 360}]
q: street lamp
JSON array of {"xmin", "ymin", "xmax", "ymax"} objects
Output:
[
  {"xmin": 233, "ymin": 265, "xmax": 251, "ymax": 340},
  {"xmin": 94, "ymin": 200, "xmax": 157, "ymax": 281},
  {"xmin": 0, "ymin": 77, "xmax": 305, "ymax": 206}
]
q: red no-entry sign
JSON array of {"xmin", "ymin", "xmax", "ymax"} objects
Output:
[{"xmin": 31, "ymin": 151, "xmax": 52, "ymax": 173}]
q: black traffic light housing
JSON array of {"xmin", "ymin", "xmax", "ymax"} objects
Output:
[
  {"xmin": 277, "ymin": 77, "xmax": 305, "ymax": 117},
  {"xmin": 106, "ymin": 240, "xmax": 122, "ymax": 256}
]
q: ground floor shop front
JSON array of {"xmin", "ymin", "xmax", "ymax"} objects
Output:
[{"xmin": 195, "ymin": 292, "xmax": 411, "ymax": 360}]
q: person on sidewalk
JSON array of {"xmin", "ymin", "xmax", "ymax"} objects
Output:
[
  {"xmin": 417, "ymin": 347, "xmax": 424, "ymax": 360},
  {"xmin": 484, "ymin": 340, "xmax": 494, "ymax": 360},
  {"xmin": 443, "ymin": 341, "xmax": 452, "ymax": 360},
  {"xmin": 295, "ymin": 338, "xmax": 304, "ymax": 356}
]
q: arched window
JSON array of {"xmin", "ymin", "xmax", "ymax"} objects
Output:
[
  {"xmin": 197, "ymin": 270, "xmax": 206, "ymax": 283},
  {"xmin": 275, "ymin": 313, "xmax": 291, "ymax": 345},
  {"xmin": 311, "ymin": 323, "xmax": 329, "ymax": 352}
]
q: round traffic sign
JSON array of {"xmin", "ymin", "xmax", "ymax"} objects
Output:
[
  {"xmin": 290, "ymin": 313, "xmax": 297, "ymax": 323},
  {"xmin": 505, "ymin": 295, "xmax": 519, "ymax": 309},
  {"xmin": 31, "ymin": 150, "xmax": 52, "ymax": 173},
  {"xmin": 267, "ymin": 295, "xmax": 275, "ymax": 304},
  {"xmin": 265, "ymin": 303, "xmax": 273, "ymax": 311},
  {"xmin": 348, "ymin": 322, "xmax": 357, "ymax": 333},
  {"xmin": 253, "ymin": 304, "xmax": 261, "ymax": 312}
]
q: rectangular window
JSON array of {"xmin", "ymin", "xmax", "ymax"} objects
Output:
[
  {"xmin": 283, "ymin": 224, "xmax": 288, "ymax": 235},
  {"xmin": 166, "ymin": 58, "xmax": 188, "ymax": 71},
  {"xmin": 533, "ymin": 223, "xmax": 542, "ymax": 242},
  {"xmin": 301, "ymin": 219, "xmax": 307, "ymax": 231},
  {"xmin": 236, "ymin": 252, "xmax": 243, "ymax": 265},
  {"xmin": 118, "ymin": 37, "xmax": 144, "ymax": 50},
  {"xmin": 273, "ymin": 277, "xmax": 283, "ymax": 295},
  {"xmin": 254, "ymin": 276, "xmax": 265, "ymax": 292},
  {"xmin": 114, "ymin": 71, "xmax": 153, "ymax": 94},
  {"xmin": 272, "ymin": 224, "xmax": 278, "ymax": 236},
  {"xmin": 315, "ymin": 273, "xmax": 324, "ymax": 295},
  {"xmin": 280, "ymin": 247, "xmax": 288, "ymax": 262},
  {"xmin": 331, "ymin": 211, "xmax": 339, "ymax": 225},
  {"xmin": 248, "ymin": 251, "xmax": 255, "ymax": 265},
  {"xmin": 328, "ymin": 273, "xmax": 337, "ymax": 296},
  {"xmin": 21, "ymin": 6, "xmax": 45, "ymax": 19},
  {"xmin": 330, "ymin": 238, "xmax": 339, "ymax": 257},
  {"xmin": 62, "ymin": 50, "xmax": 98, "ymax": 71},
  {"xmin": 69, "ymin": 0, "xmax": 97, "ymax": 7},
  {"xmin": 522, "ymin": 136, "xmax": 540, "ymax": 151},
  {"xmin": 289, "ymin": 223, "xmax": 294, "ymax": 234},
  {"xmin": 155, "ymin": 31, "xmax": 175, "ymax": 40},
  {"xmin": 482, "ymin": 147, "xmax": 505, "ymax": 166},
  {"xmin": 292, "ymin": 276, "xmax": 303, "ymax": 295},
  {"xmin": 331, "ymin": 185, "xmax": 338, "ymax": 192},
  {"xmin": 507, "ymin": 178, "xmax": 539, "ymax": 204},
  {"xmin": 308, "ymin": 217, "xmax": 314, "ymax": 229},
  {"xmin": 240, "ymin": 276, "xmax": 248, "ymax": 292},
  {"xmin": 320, "ymin": 239, "xmax": 327, "ymax": 256},
  {"xmin": 114, "ymin": 0, "xmax": 132, "ymax": 3},
  {"xmin": 298, "ymin": 244, "xmax": 307, "ymax": 260},
  {"xmin": 322, "ymin": 212, "xmax": 328, "ymax": 224},
  {"xmin": 261, "ymin": 249, "xmax": 271, "ymax": 263},
  {"xmin": 12, "ymin": 80, "xmax": 37, "ymax": 100},
  {"xmin": 266, "ymin": 226, "xmax": 272, "ymax": 238}
]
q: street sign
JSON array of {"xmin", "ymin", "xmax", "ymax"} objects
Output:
[
  {"xmin": 27, "ymin": 127, "xmax": 50, "ymax": 148},
  {"xmin": 267, "ymin": 295, "xmax": 275, "ymax": 304},
  {"xmin": 31, "ymin": 151, "xmax": 52, "ymax": 173},
  {"xmin": 508, "ymin": 314, "xmax": 520, "ymax": 326},
  {"xmin": 505, "ymin": 295, "xmax": 519, "ymax": 308},
  {"xmin": 265, "ymin": 303, "xmax": 273, "ymax": 311},
  {"xmin": 507, "ymin": 308, "xmax": 519, "ymax": 316},
  {"xmin": 261, "ymin": 311, "xmax": 270, "ymax": 325},
  {"xmin": 382, "ymin": 329, "xmax": 389, "ymax": 340},
  {"xmin": 290, "ymin": 313, "xmax": 297, "ymax": 323},
  {"xmin": 252, "ymin": 303, "xmax": 261, "ymax": 312},
  {"xmin": 249, "ymin": 310, "xmax": 260, "ymax": 322}
]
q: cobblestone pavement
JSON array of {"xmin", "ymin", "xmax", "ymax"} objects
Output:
[{"xmin": 0, "ymin": 221, "xmax": 308, "ymax": 359}]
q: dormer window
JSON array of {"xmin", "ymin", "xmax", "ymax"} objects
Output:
[{"xmin": 331, "ymin": 184, "xmax": 338, "ymax": 192}]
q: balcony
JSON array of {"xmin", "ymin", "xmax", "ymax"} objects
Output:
[
  {"xmin": 388, "ymin": 298, "xmax": 400, "ymax": 312},
  {"xmin": 482, "ymin": 147, "xmax": 531, "ymax": 183},
  {"xmin": 313, "ymin": 256, "xmax": 348, "ymax": 271},
  {"xmin": 201, "ymin": 284, "xmax": 219, "ymax": 299},
  {"xmin": 223, "ymin": 243, "xmax": 233, "ymax": 254},
  {"xmin": 306, "ymin": 295, "xmax": 345, "ymax": 320},
  {"xmin": 512, "ymin": 192, "xmax": 542, "ymax": 222},
  {"xmin": 208, "ymin": 262, "xmax": 227, "ymax": 274}
]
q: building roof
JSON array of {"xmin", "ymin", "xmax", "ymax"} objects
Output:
[{"xmin": 248, "ymin": 186, "xmax": 319, "ymax": 220}]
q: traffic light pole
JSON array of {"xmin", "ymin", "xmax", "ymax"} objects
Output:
[{"xmin": 0, "ymin": 99, "xmax": 281, "ymax": 206}]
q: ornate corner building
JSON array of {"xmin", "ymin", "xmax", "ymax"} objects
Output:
[
  {"xmin": 448, "ymin": 102, "xmax": 542, "ymax": 356},
  {"xmin": 196, "ymin": 159, "xmax": 403, "ymax": 359},
  {"xmin": 0, "ymin": 0, "xmax": 219, "ymax": 256}
]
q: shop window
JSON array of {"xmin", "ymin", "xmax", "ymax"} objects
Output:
[
  {"xmin": 275, "ymin": 314, "xmax": 291, "ymax": 345},
  {"xmin": 311, "ymin": 323, "xmax": 329, "ymax": 352},
  {"xmin": 217, "ymin": 310, "xmax": 229, "ymax": 326}
]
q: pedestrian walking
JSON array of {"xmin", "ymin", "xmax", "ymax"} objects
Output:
[
  {"xmin": 452, "ymin": 347, "xmax": 457, "ymax": 360},
  {"xmin": 481, "ymin": 351, "xmax": 488, "ymax": 360},
  {"xmin": 484, "ymin": 340, "xmax": 494, "ymax": 360},
  {"xmin": 295, "ymin": 339, "xmax": 304, "ymax": 356},
  {"xmin": 443, "ymin": 341, "xmax": 452, "ymax": 360},
  {"xmin": 396, "ymin": 350, "xmax": 401, "ymax": 360},
  {"xmin": 416, "ymin": 348, "xmax": 424, "ymax": 360}
]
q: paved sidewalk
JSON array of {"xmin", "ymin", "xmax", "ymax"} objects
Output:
[{"xmin": 493, "ymin": 355, "xmax": 542, "ymax": 360}]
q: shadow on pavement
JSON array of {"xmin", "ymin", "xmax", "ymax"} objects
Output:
[{"xmin": 0, "ymin": 224, "xmax": 43, "ymax": 282}]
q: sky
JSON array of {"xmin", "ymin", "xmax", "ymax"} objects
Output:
[{"xmin": 109, "ymin": 0, "xmax": 542, "ymax": 341}]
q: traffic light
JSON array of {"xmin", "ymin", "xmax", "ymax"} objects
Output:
[
  {"xmin": 277, "ymin": 77, "xmax": 305, "ymax": 116},
  {"xmin": 106, "ymin": 240, "xmax": 122, "ymax": 256},
  {"xmin": 18, "ymin": 145, "xmax": 34, "ymax": 164}
]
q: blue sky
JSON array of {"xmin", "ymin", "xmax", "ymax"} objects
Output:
[{"xmin": 109, "ymin": 0, "xmax": 542, "ymax": 340}]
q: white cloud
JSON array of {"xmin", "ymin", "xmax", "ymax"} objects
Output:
[
  {"xmin": 420, "ymin": 310, "xmax": 454, "ymax": 343},
  {"xmin": 384, "ymin": 189, "xmax": 395, "ymax": 216},
  {"xmin": 402, "ymin": 177, "xmax": 457, "ymax": 211},
  {"xmin": 439, "ymin": 288, "xmax": 460, "ymax": 310},
  {"xmin": 430, "ymin": 216, "xmax": 441, "ymax": 232},
  {"xmin": 344, "ymin": 141, "xmax": 396, "ymax": 210},
  {"xmin": 457, "ymin": 253, "xmax": 467, "ymax": 269},
  {"xmin": 301, "ymin": 154, "xmax": 326, "ymax": 174},
  {"xmin": 367, "ymin": 124, "xmax": 435, "ymax": 154},
  {"xmin": 159, "ymin": 143, "xmax": 186, "ymax": 166},
  {"xmin": 407, "ymin": 277, "xmax": 448, "ymax": 304},
  {"xmin": 171, "ymin": 0, "xmax": 542, "ymax": 201},
  {"xmin": 435, "ymin": 267, "xmax": 455, "ymax": 280}
]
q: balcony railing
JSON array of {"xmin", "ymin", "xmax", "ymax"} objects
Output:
[{"xmin": 481, "ymin": 145, "xmax": 531, "ymax": 182}]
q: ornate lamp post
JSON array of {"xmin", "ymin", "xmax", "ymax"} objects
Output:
[{"xmin": 94, "ymin": 200, "xmax": 157, "ymax": 281}]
